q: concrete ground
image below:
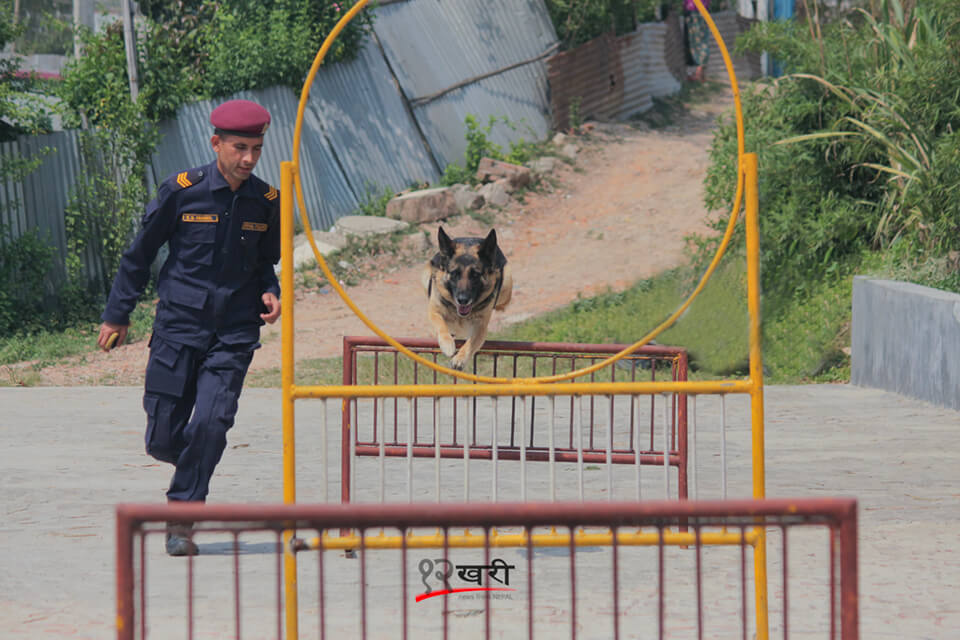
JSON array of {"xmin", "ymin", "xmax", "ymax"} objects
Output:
[{"xmin": 2, "ymin": 384, "xmax": 958, "ymax": 639}]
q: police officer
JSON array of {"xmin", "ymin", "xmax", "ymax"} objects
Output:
[{"xmin": 97, "ymin": 99, "xmax": 281, "ymax": 556}]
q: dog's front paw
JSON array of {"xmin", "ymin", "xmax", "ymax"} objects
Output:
[
  {"xmin": 438, "ymin": 335, "xmax": 457, "ymax": 358},
  {"xmin": 449, "ymin": 352, "xmax": 467, "ymax": 370}
]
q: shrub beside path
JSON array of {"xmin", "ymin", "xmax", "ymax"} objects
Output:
[{"xmin": 39, "ymin": 91, "xmax": 735, "ymax": 386}]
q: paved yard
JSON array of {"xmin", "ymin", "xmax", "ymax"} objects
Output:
[{"xmin": 2, "ymin": 384, "xmax": 958, "ymax": 638}]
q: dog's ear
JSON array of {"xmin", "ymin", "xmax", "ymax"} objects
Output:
[
  {"xmin": 437, "ymin": 226, "xmax": 455, "ymax": 256},
  {"xmin": 478, "ymin": 229, "xmax": 498, "ymax": 264}
]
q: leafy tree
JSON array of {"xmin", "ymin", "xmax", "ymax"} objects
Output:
[{"xmin": 0, "ymin": 5, "xmax": 54, "ymax": 139}]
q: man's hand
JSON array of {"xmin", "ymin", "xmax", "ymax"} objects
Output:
[
  {"xmin": 98, "ymin": 322, "xmax": 129, "ymax": 351},
  {"xmin": 260, "ymin": 292, "xmax": 281, "ymax": 324}
]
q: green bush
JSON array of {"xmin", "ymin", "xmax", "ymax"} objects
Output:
[
  {"xmin": 55, "ymin": 22, "xmax": 159, "ymax": 327},
  {"xmin": 138, "ymin": 0, "xmax": 375, "ymax": 120},
  {"xmin": 703, "ymin": 0, "xmax": 960, "ymax": 301},
  {"xmin": 441, "ymin": 114, "xmax": 544, "ymax": 186},
  {"xmin": 0, "ymin": 227, "xmax": 55, "ymax": 335}
]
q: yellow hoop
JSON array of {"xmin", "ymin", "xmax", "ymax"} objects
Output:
[{"xmin": 285, "ymin": 0, "xmax": 746, "ymax": 385}]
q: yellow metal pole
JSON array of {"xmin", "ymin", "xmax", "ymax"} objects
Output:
[
  {"xmin": 280, "ymin": 161, "xmax": 299, "ymax": 640},
  {"xmin": 304, "ymin": 528, "xmax": 761, "ymax": 551},
  {"xmin": 291, "ymin": 379, "xmax": 754, "ymax": 400},
  {"xmin": 744, "ymin": 153, "xmax": 768, "ymax": 639}
]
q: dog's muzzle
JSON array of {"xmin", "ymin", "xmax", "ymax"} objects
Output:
[{"xmin": 456, "ymin": 303, "xmax": 473, "ymax": 317}]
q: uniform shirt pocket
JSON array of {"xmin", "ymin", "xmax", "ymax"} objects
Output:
[
  {"xmin": 178, "ymin": 219, "xmax": 218, "ymax": 265},
  {"xmin": 240, "ymin": 220, "xmax": 266, "ymax": 272},
  {"xmin": 166, "ymin": 279, "xmax": 209, "ymax": 310}
]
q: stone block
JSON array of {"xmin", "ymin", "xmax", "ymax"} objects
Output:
[
  {"xmin": 478, "ymin": 181, "xmax": 510, "ymax": 208},
  {"xmin": 401, "ymin": 232, "xmax": 433, "ymax": 254},
  {"xmin": 452, "ymin": 184, "xmax": 485, "ymax": 211},
  {"xmin": 475, "ymin": 157, "xmax": 532, "ymax": 189},
  {"xmin": 335, "ymin": 215, "xmax": 409, "ymax": 237},
  {"xmin": 293, "ymin": 230, "xmax": 347, "ymax": 251},
  {"xmin": 528, "ymin": 156, "xmax": 558, "ymax": 175},
  {"xmin": 385, "ymin": 187, "xmax": 457, "ymax": 224}
]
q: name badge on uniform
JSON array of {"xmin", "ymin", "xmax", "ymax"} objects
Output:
[
  {"xmin": 242, "ymin": 221, "xmax": 268, "ymax": 232},
  {"xmin": 182, "ymin": 213, "xmax": 219, "ymax": 223}
]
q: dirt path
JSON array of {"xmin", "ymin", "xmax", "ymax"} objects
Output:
[{"xmin": 37, "ymin": 90, "xmax": 734, "ymax": 386}]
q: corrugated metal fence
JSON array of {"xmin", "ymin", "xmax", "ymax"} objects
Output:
[
  {"xmin": 548, "ymin": 10, "xmax": 759, "ymax": 131},
  {"xmin": 2, "ymin": 3, "xmax": 760, "ymax": 306}
]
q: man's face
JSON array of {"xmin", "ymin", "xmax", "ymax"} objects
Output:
[{"xmin": 211, "ymin": 133, "xmax": 263, "ymax": 190}]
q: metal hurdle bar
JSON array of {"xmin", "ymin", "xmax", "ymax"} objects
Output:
[
  {"xmin": 340, "ymin": 337, "xmax": 689, "ymax": 505},
  {"xmin": 116, "ymin": 498, "xmax": 858, "ymax": 640}
]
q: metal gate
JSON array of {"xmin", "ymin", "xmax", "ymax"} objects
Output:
[{"xmin": 116, "ymin": 498, "xmax": 858, "ymax": 639}]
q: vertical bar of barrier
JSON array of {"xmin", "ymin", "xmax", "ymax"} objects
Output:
[
  {"xmin": 400, "ymin": 529, "xmax": 408, "ymax": 640},
  {"xmin": 569, "ymin": 527, "xmax": 578, "ymax": 640},
  {"xmin": 691, "ymin": 396, "xmax": 698, "ymax": 499},
  {"xmin": 350, "ymin": 405, "xmax": 357, "ymax": 503},
  {"xmin": 373, "ymin": 353, "xmax": 379, "ymax": 444},
  {"xmin": 677, "ymin": 353, "xmax": 689, "ymax": 501},
  {"xmin": 321, "ymin": 399, "xmax": 329, "ymax": 502},
  {"xmin": 782, "ymin": 525, "xmax": 789, "ymax": 639},
  {"xmin": 549, "ymin": 396, "xmax": 557, "ymax": 502},
  {"xmin": 393, "ymin": 353, "xmax": 399, "ymax": 442},
  {"xmin": 721, "ymin": 395, "xmax": 728, "ymax": 500},
  {"xmin": 139, "ymin": 535, "xmax": 146, "ymax": 639},
  {"xmin": 188, "ymin": 545, "xmax": 195, "ymax": 639},
  {"xmin": 612, "ymin": 526, "xmax": 620, "ymax": 640},
  {"xmin": 115, "ymin": 510, "xmax": 134, "ymax": 640},
  {"xmin": 695, "ymin": 526, "xmax": 704, "ymax": 640},
  {"xmin": 526, "ymin": 527, "xmax": 534, "ymax": 640},
  {"xmin": 529, "ymin": 358, "xmax": 537, "ymax": 448},
  {"xmin": 360, "ymin": 529, "xmax": 367, "ymax": 639},
  {"xmin": 279, "ymin": 160, "xmax": 298, "ymax": 640},
  {"xmin": 435, "ymin": 397, "xmax": 441, "ymax": 503},
  {"xmin": 464, "ymin": 396, "xmax": 470, "ymax": 502},
  {"xmin": 839, "ymin": 502, "xmax": 859, "ymax": 640},
  {"xmin": 341, "ymin": 340, "xmax": 354, "ymax": 507},
  {"xmin": 233, "ymin": 533, "xmax": 241, "ymax": 639},
  {"xmin": 606, "ymin": 395, "xmax": 613, "ymax": 501},
  {"xmin": 407, "ymin": 398, "xmax": 414, "ymax": 503},
  {"xmin": 576, "ymin": 396, "xmax": 584, "ymax": 502},
  {"xmin": 744, "ymin": 152, "xmax": 770, "ymax": 639},
  {"xmin": 318, "ymin": 528, "xmax": 326, "ymax": 640},
  {"xmin": 378, "ymin": 397, "xmax": 386, "ymax": 503},
  {"xmin": 521, "ymin": 396, "xmax": 527, "ymax": 502},
  {"xmin": 492, "ymin": 397, "xmax": 499, "ymax": 503},
  {"xmin": 657, "ymin": 526, "xmax": 665, "ymax": 639},
  {"xmin": 740, "ymin": 526, "xmax": 748, "ymax": 640},
  {"xmin": 634, "ymin": 395, "xmax": 642, "ymax": 500},
  {"xmin": 662, "ymin": 394, "xmax": 670, "ymax": 500}
]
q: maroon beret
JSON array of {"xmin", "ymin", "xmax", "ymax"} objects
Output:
[{"xmin": 210, "ymin": 100, "xmax": 271, "ymax": 137}]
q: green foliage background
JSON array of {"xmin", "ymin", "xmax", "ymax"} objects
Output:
[
  {"xmin": 0, "ymin": 1, "xmax": 375, "ymax": 341},
  {"xmin": 705, "ymin": 0, "xmax": 960, "ymax": 299}
]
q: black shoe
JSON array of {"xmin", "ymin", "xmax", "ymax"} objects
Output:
[{"xmin": 166, "ymin": 523, "xmax": 199, "ymax": 556}]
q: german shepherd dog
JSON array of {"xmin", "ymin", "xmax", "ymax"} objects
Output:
[{"xmin": 421, "ymin": 227, "xmax": 513, "ymax": 370}]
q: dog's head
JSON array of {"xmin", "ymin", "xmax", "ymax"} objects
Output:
[{"xmin": 430, "ymin": 226, "xmax": 504, "ymax": 317}]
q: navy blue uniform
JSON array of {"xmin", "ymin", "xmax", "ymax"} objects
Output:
[{"xmin": 103, "ymin": 160, "xmax": 280, "ymax": 502}]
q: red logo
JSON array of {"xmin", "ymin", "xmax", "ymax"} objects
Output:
[{"xmin": 417, "ymin": 558, "xmax": 516, "ymax": 603}]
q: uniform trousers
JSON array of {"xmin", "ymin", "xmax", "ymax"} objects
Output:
[{"xmin": 142, "ymin": 333, "xmax": 256, "ymax": 502}]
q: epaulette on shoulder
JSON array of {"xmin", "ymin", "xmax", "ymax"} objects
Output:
[
  {"xmin": 262, "ymin": 183, "xmax": 279, "ymax": 203},
  {"xmin": 171, "ymin": 168, "xmax": 206, "ymax": 190}
]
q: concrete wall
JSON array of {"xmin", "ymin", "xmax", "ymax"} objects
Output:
[{"xmin": 851, "ymin": 277, "xmax": 960, "ymax": 409}]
